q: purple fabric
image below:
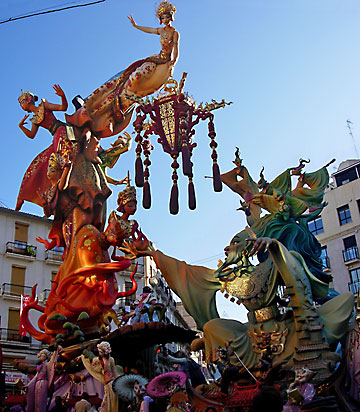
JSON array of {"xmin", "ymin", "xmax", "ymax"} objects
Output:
[
  {"xmin": 49, "ymin": 370, "xmax": 104, "ymax": 410},
  {"xmin": 27, "ymin": 363, "xmax": 49, "ymax": 412}
]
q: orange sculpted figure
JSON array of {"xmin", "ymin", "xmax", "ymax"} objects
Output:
[
  {"xmin": 103, "ymin": 182, "xmax": 146, "ymax": 260},
  {"xmin": 21, "ymin": 130, "xmax": 137, "ymax": 343},
  {"xmin": 66, "ymin": 1, "xmax": 179, "ymax": 138}
]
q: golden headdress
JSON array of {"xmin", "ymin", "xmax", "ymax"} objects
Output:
[
  {"xmin": 48, "ymin": 153, "xmax": 66, "ymax": 172},
  {"xmin": 18, "ymin": 89, "xmax": 37, "ymax": 104},
  {"xmin": 156, "ymin": 1, "xmax": 176, "ymax": 19},
  {"xmin": 117, "ymin": 185, "xmax": 136, "ymax": 207}
]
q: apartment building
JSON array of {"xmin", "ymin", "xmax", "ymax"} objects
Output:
[
  {"xmin": 0, "ymin": 207, "xmax": 58, "ymax": 388},
  {"xmin": 308, "ymin": 159, "xmax": 360, "ymax": 295}
]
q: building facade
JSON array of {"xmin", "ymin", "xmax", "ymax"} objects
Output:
[
  {"xmin": 0, "ymin": 207, "xmax": 57, "ymax": 388},
  {"xmin": 309, "ymin": 159, "xmax": 360, "ymax": 295}
]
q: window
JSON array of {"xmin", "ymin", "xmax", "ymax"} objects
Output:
[
  {"xmin": 10, "ymin": 266, "xmax": 25, "ymax": 296},
  {"xmin": 337, "ymin": 205, "xmax": 352, "ymax": 225},
  {"xmin": 51, "ymin": 271, "xmax": 57, "ymax": 282},
  {"xmin": 320, "ymin": 246, "xmax": 330, "ymax": 269},
  {"xmin": 335, "ymin": 167, "xmax": 358, "ymax": 186},
  {"xmin": 14, "ymin": 222, "xmax": 28, "ymax": 245},
  {"xmin": 350, "ymin": 268, "xmax": 360, "ymax": 284},
  {"xmin": 308, "ymin": 217, "xmax": 324, "ymax": 235},
  {"xmin": 349, "ymin": 268, "xmax": 360, "ymax": 294},
  {"xmin": 6, "ymin": 308, "xmax": 29, "ymax": 342},
  {"xmin": 7, "ymin": 307, "xmax": 20, "ymax": 332},
  {"xmin": 343, "ymin": 235, "xmax": 359, "ymax": 262},
  {"xmin": 344, "ymin": 235, "xmax": 357, "ymax": 249}
]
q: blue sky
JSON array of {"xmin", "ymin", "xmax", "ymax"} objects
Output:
[{"xmin": 1, "ymin": 0, "xmax": 360, "ymax": 319}]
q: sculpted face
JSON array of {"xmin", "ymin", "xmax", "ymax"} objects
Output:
[
  {"xmin": 20, "ymin": 97, "xmax": 32, "ymax": 112},
  {"xmin": 83, "ymin": 130, "xmax": 101, "ymax": 164},
  {"xmin": 134, "ymin": 381, "xmax": 146, "ymax": 397},
  {"xmin": 39, "ymin": 353, "xmax": 47, "ymax": 362},
  {"xmin": 160, "ymin": 13, "xmax": 172, "ymax": 25},
  {"xmin": 214, "ymin": 230, "xmax": 254, "ymax": 280},
  {"xmin": 124, "ymin": 200, "xmax": 137, "ymax": 216}
]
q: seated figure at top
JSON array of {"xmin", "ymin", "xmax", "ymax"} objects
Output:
[{"xmin": 66, "ymin": 1, "xmax": 179, "ymax": 138}]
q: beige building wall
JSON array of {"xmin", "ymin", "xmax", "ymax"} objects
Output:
[{"xmin": 314, "ymin": 160, "xmax": 360, "ymax": 294}]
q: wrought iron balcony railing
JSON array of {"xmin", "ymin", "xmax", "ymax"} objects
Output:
[
  {"xmin": 40, "ymin": 288, "xmax": 51, "ymax": 302},
  {"xmin": 343, "ymin": 246, "xmax": 359, "ymax": 263},
  {"xmin": 45, "ymin": 249, "xmax": 63, "ymax": 262},
  {"xmin": 6, "ymin": 241, "xmax": 37, "ymax": 258},
  {"xmin": 0, "ymin": 328, "xmax": 31, "ymax": 343},
  {"xmin": 1, "ymin": 283, "xmax": 33, "ymax": 298}
]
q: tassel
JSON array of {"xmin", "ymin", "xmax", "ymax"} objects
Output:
[
  {"xmin": 212, "ymin": 162, "xmax": 222, "ymax": 192},
  {"xmin": 142, "ymin": 181, "xmax": 151, "ymax": 209},
  {"xmin": 188, "ymin": 179, "xmax": 196, "ymax": 210},
  {"xmin": 181, "ymin": 145, "xmax": 192, "ymax": 176},
  {"xmin": 135, "ymin": 156, "xmax": 144, "ymax": 187},
  {"xmin": 170, "ymin": 184, "xmax": 179, "ymax": 215}
]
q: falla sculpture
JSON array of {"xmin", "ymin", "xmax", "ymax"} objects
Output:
[
  {"xmin": 16, "ymin": 1, "xmax": 229, "ymax": 345},
  {"xmin": 124, "ymin": 152, "xmax": 360, "ymax": 409},
  {"xmin": 14, "ymin": 2, "xmax": 360, "ymax": 411},
  {"xmin": 16, "ymin": 1, "xmax": 182, "ymax": 344}
]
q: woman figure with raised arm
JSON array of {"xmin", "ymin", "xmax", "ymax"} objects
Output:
[
  {"xmin": 16, "ymin": 85, "xmax": 76, "ymax": 211},
  {"xmin": 66, "ymin": 1, "xmax": 179, "ymax": 138}
]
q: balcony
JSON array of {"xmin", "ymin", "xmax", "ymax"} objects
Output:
[
  {"xmin": 0, "ymin": 328, "xmax": 31, "ymax": 344},
  {"xmin": 348, "ymin": 281, "xmax": 360, "ymax": 295},
  {"xmin": 5, "ymin": 241, "xmax": 37, "ymax": 260},
  {"xmin": 45, "ymin": 248, "xmax": 63, "ymax": 264},
  {"xmin": 1, "ymin": 283, "xmax": 34, "ymax": 299},
  {"xmin": 343, "ymin": 247, "xmax": 360, "ymax": 264},
  {"xmin": 39, "ymin": 288, "xmax": 51, "ymax": 302}
]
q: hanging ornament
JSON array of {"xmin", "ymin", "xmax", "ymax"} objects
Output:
[{"xmin": 128, "ymin": 73, "xmax": 231, "ymax": 214}]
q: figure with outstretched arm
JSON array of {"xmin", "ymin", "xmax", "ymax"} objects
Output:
[
  {"xmin": 103, "ymin": 181, "xmax": 147, "ymax": 262},
  {"xmin": 128, "ymin": 1, "xmax": 179, "ymax": 69},
  {"xmin": 18, "ymin": 84, "xmax": 67, "ymax": 139},
  {"xmin": 121, "ymin": 229, "xmax": 354, "ymax": 378},
  {"xmin": 66, "ymin": 1, "xmax": 179, "ymax": 138},
  {"xmin": 16, "ymin": 85, "xmax": 76, "ymax": 211}
]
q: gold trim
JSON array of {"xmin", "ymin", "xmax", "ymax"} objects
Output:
[{"xmin": 254, "ymin": 306, "xmax": 274, "ymax": 323}]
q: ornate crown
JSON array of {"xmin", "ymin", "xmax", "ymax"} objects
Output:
[
  {"xmin": 48, "ymin": 153, "xmax": 66, "ymax": 170},
  {"xmin": 156, "ymin": 1, "xmax": 176, "ymax": 19},
  {"xmin": 117, "ymin": 185, "xmax": 136, "ymax": 206},
  {"xmin": 18, "ymin": 89, "xmax": 36, "ymax": 104}
]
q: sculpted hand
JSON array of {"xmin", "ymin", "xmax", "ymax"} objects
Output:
[
  {"xmin": 53, "ymin": 84, "xmax": 65, "ymax": 97},
  {"xmin": 19, "ymin": 114, "xmax": 29, "ymax": 126},
  {"xmin": 120, "ymin": 236, "xmax": 155, "ymax": 259},
  {"xmin": 111, "ymin": 132, "xmax": 131, "ymax": 148},
  {"xmin": 128, "ymin": 14, "xmax": 137, "ymax": 27},
  {"xmin": 113, "ymin": 177, "xmax": 129, "ymax": 186},
  {"xmin": 35, "ymin": 237, "xmax": 51, "ymax": 250},
  {"xmin": 246, "ymin": 237, "xmax": 273, "ymax": 256}
]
